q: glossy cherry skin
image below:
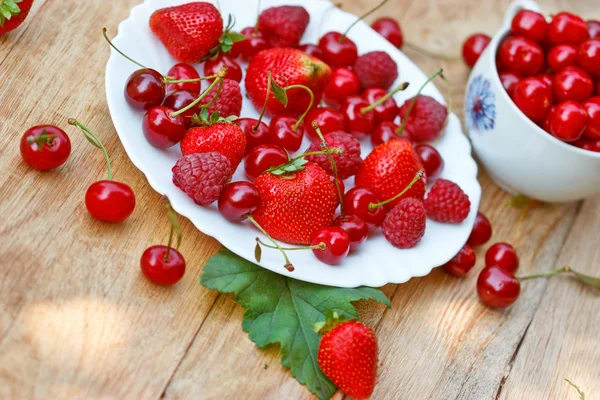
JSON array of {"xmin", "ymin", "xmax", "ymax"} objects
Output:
[
  {"xmin": 341, "ymin": 96, "xmax": 375, "ymax": 139},
  {"xmin": 218, "ymin": 181, "xmax": 261, "ymax": 222},
  {"xmin": 140, "ymin": 246, "xmax": 186, "ymax": 286},
  {"xmin": 237, "ymin": 118, "xmax": 270, "ymax": 150},
  {"xmin": 230, "ymin": 27, "xmax": 268, "ymax": 61},
  {"xmin": 582, "ymin": 97, "xmax": 600, "ymax": 139},
  {"xmin": 442, "ymin": 243, "xmax": 476, "ymax": 277},
  {"xmin": 371, "ymin": 17, "xmax": 403, "ymax": 48},
  {"xmin": 323, "ymin": 67, "xmax": 361, "ymax": 107},
  {"xmin": 548, "ymin": 101, "xmax": 589, "ymax": 142},
  {"xmin": 85, "ymin": 180, "xmax": 136, "ymax": 223},
  {"xmin": 467, "ymin": 212, "xmax": 493, "ymax": 246},
  {"xmin": 552, "ymin": 66, "xmax": 594, "ymax": 103},
  {"xmin": 20, "ymin": 125, "xmax": 71, "ymax": 171},
  {"xmin": 204, "ymin": 54, "xmax": 243, "ymax": 82},
  {"xmin": 297, "ymin": 43, "xmax": 324, "ymax": 59},
  {"xmin": 318, "ymin": 32, "xmax": 358, "ymax": 68},
  {"xmin": 310, "ymin": 226, "xmax": 350, "ymax": 265},
  {"xmin": 577, "ymin": 39, "xmax": 600, "ymax": 78},
  {"xmin": 499, "ymin": 71, "xmax": 522, "ymax": 97},
  {"xmin": 125, "ymin": 68, "xmax": 165, "ymax": 111},
  {"xmin": 165, "ymin": 63, "xmax": 200, "ymax": 95},
  {"xmin": 498, "ymin": 36, "xmax": 544, "ymax": 77},
  {"xmin": 477, "ymin": 266, "xmax": 520, "ymax": 308},
  {"xmin": 142, "ymin": 106, "xmax": 187, "ymax": 148},
  {"xmin": 546, "ymin": 44, "xmax": 577, "ymax": 72},
  {"xmin": 462, "ymin": 33, "xmax": 491, "ymax": 68},
  {"xmin": 512, "ymin": 77, "xmax": 553, "ymax": 123},
  {"xmin": 343, "ymin": 187, "xmax": 386, "ymax": 231},
  {"xmin": 573, "ymin": 137, "xmax": 600, "ymax": 152},
  {"xmin": 485, "ymin": 242, "xmax": 519, "ymax": 273},
  {"xmin": 162, "ymin": 90, "xmax": 196, "ymax": 127},
  {"xmin": 361, "ymin": 87, "xmax": 398, "ymax": 123},
  {"xmin": 371, "ymin": 121, "xmax": 399, "ymax": 147},
  {"xmin": 244, "ymin": 144, "xmax": 289, "ymax": 181},
  {"xmin": 548, "ymin": 12, "xmax": 589, "ymax": 46},
  {"xmin": 536, "ymin": 73, "xmax": 553, "ymax": 89},
  {"xmin": 268, "ymin": 115, "xmax": 304, "ymax": 152},
  {"xmin": 304, "ymin": 107, "xmax": 346, "ymax": 141},
  {"xmin": 511, "ymin": 10, "xmax": 547, "ymax": 43},
  {"xmin": 332, "ymin": 214, "xmax": 369, "ymax": 252},
  {"xmin": 588, "ymin": 20, "xmax": 600, "ymax": 38},
  {"xmin": 414, "ymin": 144, "xmax": 444, "ymax": 182}
]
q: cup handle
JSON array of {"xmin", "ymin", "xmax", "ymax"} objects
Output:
[{"xmin": 503, "ymin": 0, "xmax": 542, "ymax": 26}]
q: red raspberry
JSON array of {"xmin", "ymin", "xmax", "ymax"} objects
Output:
[
  {"xmin": 353, "ymin": 51, "xmax": 399, "ymax": 90},
  {"xmin": 398, "ymin": 95, "xmax": 448, "ymax": 142},
  {"xmin": 257, "ymin": 6, "xmax": 310, "ymax": 48},
  {"xmin": 305, "ymin": 131, "xmax": 363, "ymax": 179},
  {"xmin": 203, "ymin": 79, "xmax": 243, "ymax": 117},
  {"xmin": 382, "ymin": 198, "xmax": 427, "ymax": 249},
  {"xmin": 172, "ymin": 152, "xmax": 232, "ymax": 205},
  {"xmin": 424, "ymin": 179, "xmax": 471, "ymax": 223}
]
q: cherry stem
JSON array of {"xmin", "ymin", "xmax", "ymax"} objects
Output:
[
  {"xmin": 247, "ymin": 216, "xmax": 294, "ymax": 271},
  {"xmin": 257, "ymin": 238, "xmax": 326, "ymax": 252},
  {"xmin": 312, "ymin": 120, "xmax": 345, "ymax": 217},
  {"xmin": 170, "ymin": 66, "xmax": 228, "ymax": 118},
  {"xmin": 284, "ymin": 84, "xmax": 314, "ymax": 131},
  {"xmin": 360, "ymin": 82, "xmax": 410, "ymax": 114},
  {"xmin": 288, "ymin": 148, "xmax": 341, "ymax": 165},
  {"xmin": 368, "ymin": 170, "xmax": 424, "ymax": 210},
  {"xmin": 103, "ymin": 28, "xmax": 151, "ymax": 72},
  {"xmin": 164, "ymin": 76, "xmax": 215, "ymax": 85},
  {"xmin": 163, "ymin": 197, "xmax": 182, "ymax": 262},
  {"xmin": 404, "ymin": 41, "xmax": 461, "ymax": 61},
  {"xmin": 341, "ymin": 0, "xmax": 389, "ymax": 39},
  {"xmin": 68, "ymin": 119, "xmax": 113, "ymax": 181},
  {"xmin": 27, "ymin": 130, "xmax": 57, "ymax": 151},
  {"xmin": 519, "ymin": 266, "xmax": 600, "ymax": 290},
  {"xmin": 253, "ymin": 0, "xmax": 261, "ymax": 34},
  {"xmin": 396, "ymin": 68, "xmax": 443, "ymax": 136},
  {"xmin": 520, "ymin": 266, "xmax": 572, "ymax": 280},
  {"xmin": 254, "ymin": 71, "xmax": 272, "ymax": 132},
  {"xmin": 433, "ymin": 73, "xmax": 453, "ymax": 146}
]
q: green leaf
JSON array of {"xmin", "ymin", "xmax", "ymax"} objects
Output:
[
  {"xmin": 200, "ymin": 107, "xmax": 209, "ymax": 122},
  {"xmin": 221, "ymin": 42, "xmax": 233, "ymax": 53},
  {"xmin": 228, "ymin": 32, "xmax": 247, "ymax": 43},
  {"xmin": 572, "ymin": 271, "xmax": 600, "ymax": 291},
  {"xmin": 222, "ymin": 36, "xmax": 233, "ymax": 46},
  {"xmin": 4, "ymin": 0, "xmax": 21, "ymax": 14},
  {"xmin": 201, "ymin": 250, "xmax": 391, "ymax": 400},
  {"xmin": 210, "ymin": 111, "xmax": 221, "ymax": 124},
  {"xmin": 271, "ymin": 79, "xmax": 288, "ymax": 107}
]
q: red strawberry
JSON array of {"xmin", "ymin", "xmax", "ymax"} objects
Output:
[
  {"xmin": 0, "ymin": 0, "xmax": 33, "ymax": 34},
  {"xmin": 252, "ymin": 162, "xmax": 337, "ymax": 245},
  {"xmin": 398, "ymin": 95, "xmax": 448, "ymax": 142},
  {"xmin": 245, "ymin": 48, "xmax": 332, "ymax": 116},
  {"xmin": 202, "ymin": 79, "xmax": 243, "ymax": 117},
  {"xmin": 353, "ymin": 51, "xmax": 399, "ymax": 90},
  {"xmin": 317, "ymin": 315, "xmax": 378, "ymax": 400},
  {"xmin": 355, "ymin": 139, "xmax": 426, "ymax": 210},
  {"xmin": 257, "ymin": 6, "xmax": 310, "ymax": 48},
  {"xmin": 149, "ymin": 2, "xmax": 223, "ymax": 63},
  {"xmin": 172, "ymin": 152, "xmax": 232, "ymax": 205},
  {"xmin": 424, "ymin": 179, "xmax": 471, "ymax": 223},
  {"xmin": 181, "ymin": 122, "xmax": 247, "ymax": 170},
  {"xmin": 382, "ymin": 198, "xmax": 427, "ymax": 248},
  {"xmin": 305, "ymin": 131, "xmax": 363, "ymax": 179}
]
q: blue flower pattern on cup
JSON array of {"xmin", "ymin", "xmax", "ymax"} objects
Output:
[{"xmin": 466, "ymin": 75, "xmax": 496, "ymax": 132}]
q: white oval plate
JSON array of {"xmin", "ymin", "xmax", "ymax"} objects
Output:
[{"xmin": 105, "ymin": 0, "xmax": 481, "ymax": 287}]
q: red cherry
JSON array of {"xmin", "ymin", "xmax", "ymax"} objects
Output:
[
  {"xmin": 162, "ymin": 90, "xmax": 196, "ymax": 127},
  {"xmin": 318, "ymin": 32, "xmax": 358, "ymax": 68},
  {"xmin": 498, "ymin": 36, "xmax": 544, "ymax": 77},
  {"xmin": 85, "ymin": 180, "xmax": 136, "ymax": 223},
  {"xmin": 340, "ymin": 95, "xmax": 375, "ymax": 139},
  {"xmin": 512, "ymin": 77, "xmax": 552, "ymax": 123},
  {"xmin": 577, "ymin": 39, "xmax": 600, "ymax": 77},
  {"xmin": 304, "ymin": 107, "xmax": 346, "ymax": 142},
  {"xmin": 573, "ymin": 137, "xmax": 600, "ymax": 152},
  {"xmin": 204, "ymin": 54, "xmax": 243, "ymax": 83},
  {"xmin": 140, "ymin": 246, "xmax": 186, "ymax": 286},
  {"xmin": 361, "ymin": 87, "xmax": 398, "ymax": 123},
  {"xmin": 442, "ymin": 244, "xmax": 476, "ymax": 277},
  {"xmin": 268, "ymin": 115, "xmax": 304, "ymax": 152},
  {"xmin": 582, "ymin": 97, "xmax": 600, "ymax": 139},
  {"xmin": 297, "ymin": 43, "xmax": 324, "ymax": 59},
  {"xmin": 371, "ymin": 121, "xmax": 399, "ymax": 147},
  {"xmin": 142, "ymin": 106, "xmax": 187, "ymax": 149},
  {"xmin": 541, "ymin": 105, "xmax": 555, "ymax": 132},
  {"xmin": 371, "ymin": 17, "xmax": 403, "ymax": 48},
  {"xmin": 462, "ymin": 33, "xmax": 491, "ymax": 68},
  {"xmin": 414, "ymin": 144, "xmax": 444, "ymax": 182},
  {"xmin": 165, "ymin": 63, "xmax": 200, "ymax": 95},
  {"xmin": 230, "ymin": 27, "xmax": 268, "ymax": 61},
  {"xmin": 511, "ymin": 10, "xmax": 548, "ymax": 43},
  {"xmin": 218, "ymin": 181, "xmax": 261, "ymax": 222},
  {"xmin": 332, "ymin": 214, "xmax": 369, "ymax": 252},
  {"xmin": 499, "ymin": 71, "xmax": 522, "ymax": 97},
  {"xmin": 546, "ymin": 44, "xmax": 578, "ymax": 72},
  {"xmin": 467, "ymin": 212, "xmax": 492, "ymax": 246},
  {"xmin": 548, "ymin": 12, "xmax": 589, "ymax": 46},
  {"xmin": 310, "ymin": 226, "xmax": 350, "ymax": 265},
  {"xmin": 549, "ymin": 100, "xmax": 589, "ymax": 142},
  {"xmin": 552, "ymin": 66, "xmax": 593, "ymax": 103},
  {"xmin": 20, "ymin": 125, "xmax": 71, "ymax": 171},
  {"xmin": 323, "ymin": 67, "xmax": 361, "ymax": 107},
  {"xmin": 125, "ymin": 69, "xmax": 165, "ymax": 111},
  {"xmin": 588, "ymin": 20, "xmax": 600, "ymax": 38},
  {"xmin": 485, "ymin": 242, "xmax": 519, "ymax": 273},
  {"xmin": 343, "ymin": 187, "xmax": 386, "ymax": 231},
  {"xmin": 244, "ymin": 144, "xmax": 289, "ymax": 181},
  {"xmin": 237, "ymin": 118, "xmax": 270, "ymax": 150},
  {"xmin": 477, "ymin": 265, "xmax": 521, "ymax": 308}
]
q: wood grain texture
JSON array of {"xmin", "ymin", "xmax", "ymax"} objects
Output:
[{"xmin": 0, "ymin": 0, "xmax": 599, "ymax": 399}]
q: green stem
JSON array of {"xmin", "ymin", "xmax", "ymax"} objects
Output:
[
  {"xmin": 170, "ymin": 66, "xmax": 227, "ymax": 118},
  {"xmin": 285, "ymin": 84, "xmax": 314, "ymax": 131},
  {"xmin": 368, "ymin": 170, "xmax": 424, "ymax": 210},
  {"xmin": 253, "ymin": 0, "xmax": 261, "ymax": 34},
  {"xmin": 433, "ymin": 72, "xmax": 453, "ymax": 146},
  {"xmin": 257, "ymin": 238, "xmax": 326, "ymax": 252},
  {"xmin": 396, "ymin": 68, "xmax": 443, "ymax": 136},
  {"xmin": 360, "ymin": 82, "xmax": 409, "ymax": 114},
  {"xmin": 254, "ymin": 71, "xmax": 272, "ymax": 132},
  {"xmin": 312, "ymin": 121, "xmax": 345, "ymax": 217},
  {"xmin": 248, "ymin": 216, "xmax": 294, "ymax": 272},
  {"xmin": 68, "ymin": 119, "xmax": 113, "ymax": 181},
  {"xmin": 519, "ymin": 266, "xmax": 572, "ymax": 281},
  {"xmin": 341, "ymin": 0, "xmax": 389, "ymax": 39},
  {"xmin": 163, "ymin": 198, "xmax": 182, "ymax": 262},
  {"xmin": 404, "ymin": 41, "xmax": 461, "ymax": 61},
  {"xmin": 27, "ymin": 130, "xmax": 57, "ymax": 151},
  {"xmin": 103, "ymin": 28, "xmax": 149, "ymax": 71}
]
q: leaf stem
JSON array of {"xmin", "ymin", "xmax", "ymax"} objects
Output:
[
  {"xmin": 396, "ymin": 68, "xmax": 443, "ymax": 136},
  {"xmin": 248, "ymin": 216, "xmax": 294, "ymax": 271},
  {"xmin": 341, "ymin": 0, "xmax": 389, "ymax": 39},
  {"xmin": 368, "ymin": 170, "xmax": 424, "ymax": 210},
  {"xmin": 284, "ymin": 84, "xmax": 314, "ymax": 131},
  {"xmin": 360, "ymin": 82, "xmax": 409, "ymax": 114},
  {"xmin": 68, "ymin": 119, "xmax": 113, "ymax": 181}
]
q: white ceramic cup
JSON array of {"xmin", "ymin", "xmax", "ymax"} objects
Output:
[{"xmin": 465, "ymin": 0, "xmax": 600, "ymax": 203}]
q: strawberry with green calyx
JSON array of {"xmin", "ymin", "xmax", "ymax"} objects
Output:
[
  {"xmin": 204, "ymin": 14, "xmax": 248, "ymax": 60},
  {"xmin": 0, "ymin": 0, "xmax": 33, "ymax": 34},
  {"xmin": 315, "ymin": 311, "xmax": 378, "ymax": 400}
]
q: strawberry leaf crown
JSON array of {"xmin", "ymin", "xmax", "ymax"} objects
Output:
[
  {"xmin": 312, "ymin": 310, "xmax": 354, "ymax": 335},
  {"xmin": 0, "ymin": 0, "xmax": 23, "ymax": 27},
  {"xmin": 191, "ymin": 108, "xmax": 238, "ymax": 127},
  {"xmin": 267, "ymin": 157, "xmax": 308, "ymax": 176},
  {"xmin": 206, "ymin": 14, "xmax": 247, "ymax": 60}
]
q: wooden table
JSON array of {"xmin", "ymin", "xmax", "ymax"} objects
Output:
[{"xmin": 1, "ymin": 0, "xmax": 598, "ymax": 398}]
